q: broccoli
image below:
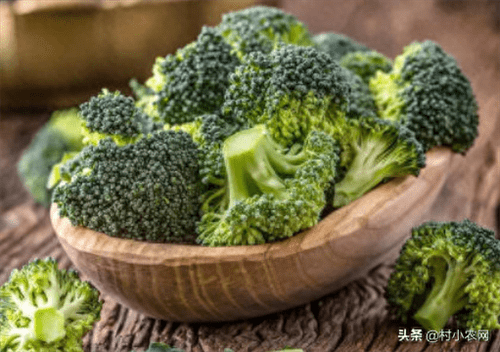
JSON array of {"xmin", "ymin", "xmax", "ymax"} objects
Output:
[
  {"xmin": 369, "ymin": 40, "xmax": 479, "ymax": 153},
  {"xmin": 0, "ymin": 257, "xmax": 102, "ymax": 352},
  {"xmin": 223, "ymin": 44, "xmax": 350, "ymax": 147},
  {"xmin": 217, "ymin": 6, "xmax": 314, "ymax": 58},
  {"xmin": 48, "ymin": 90, "xmax": 164, "ymax": 191},
  {"xmin": 329, "ymin": 116, "xmax": 426, "ymax": 207},
  {"xmin": 52, "ymin": 130, "xmax": 201, "ymax": 243},
  {"xmin": 386, "ymin": 219, "xmax": 500, "ymax": 331},
  {"xmin": 340, "ymin": 50, "xmax": 392, "ymax": 84},
  {"xmin": 342, "ymin": 68, "xmax": 378, "ymax": 119},
  {"xmin": 166, "ymin": 113, "xmax": 243, "ymax": 195},
  {"xmin": 17, "ymin": 108, "xmax": 85, "ymax": 206},
  {"xmin": 190, "ymin": 114, "xmax": 243, "ymax": 187},
  {"xmin": 197, "ymin": 124, "xmax": 340, "ymax": 246},
  {"xmin": 135, "ymin": 26, "xmax": 241, "ymax": 125},
  {"xmin": 312, "ymin": 32, "xmax": 370, "ymax": 61},
  {"xmin": 79, "ymin": 89, "xmax": 161, "ymax": 146}
]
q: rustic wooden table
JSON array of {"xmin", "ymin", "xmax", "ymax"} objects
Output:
[{"xmin": 1, "ymin": 1, "xmax": 500, "ymax": 351}]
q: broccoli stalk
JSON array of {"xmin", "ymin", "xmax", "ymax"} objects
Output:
[
  {"xmin": 331, "ymin": 117, "xmax": 426, "ymax": 207},
  {"xmin": 387, "ymin": 219, "xmax": 500, "ymax": 331},
  {"xmin": 412, "ymin": 256, "xmax": 471, "ymax": 331},
  {"xmin": 197, "ymin": 124, "xmax": 340, "ymax": 246},
  {"xmin": 224, "ymin": 125, "xmax": 308, "ymax": 207},
  {"xmin": 0, "ymin": 258, "xmax": 101, "ymax": 352}
]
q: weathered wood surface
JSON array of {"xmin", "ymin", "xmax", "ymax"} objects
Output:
[{"xmin": 1, "ymin": 0, "xmax": 500, "ymax": 351}]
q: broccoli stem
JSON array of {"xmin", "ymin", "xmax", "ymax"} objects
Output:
[
  {"xmin": 413, "ymin": 257, "xmax": 470, "ymax": 331},
  {"xmin": 333, "ymin": 138, "xmax": 394, "ymax": 207},
  {"xmin": 34, "ymin": 307, "xmax": 65, "ymax": 343},
  {"xmin": 223, "ymin": 125, "xmax": 305, "ymax": 207}
]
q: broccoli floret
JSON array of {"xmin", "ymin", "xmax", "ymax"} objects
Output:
[
  {"xmin": 167, "ymin": 113, "xmax": 243, "ymax": 188},
  {"xmin": 369, "ymin": 40, "xmax": 479, "ymax": 153},
  {"xmin": 330, "ymin": 116, "xmax": 425, "ymax": 207},
  {"xmin": 52, "ymin": 130, "xmax": 201, "ymax": 243},
  {"xmin": 137, "ymin": 27, "xmax": 241, "ymax": 125},
  {"xmin": 342, "ymin": 68, "xmax": 378, "ymax": 119},
  {"xmin": 0, "ymin": 257, "xmax": 101, "ymax": 352},
  {"xmin": 197, "ymin": 124, "xmax": 340, "ymax": 246},
  {"xmin": 386, "ymin": 219, "xmax": 500, "ymax": 331},
  {"xmin": 79, "ymin": 89, "xmax": 161, "ymax": 146},
  {"xmin": 223, "ymin": 44, "xmax": 350, "ymax": 147},
  {"xmin": 312, "ymin": 32, "xmax": 370, "ymax": 61},
  {"xmin": 217, "ymin": 6, "xmax": 314, "ymax": 58},
  {"xmin": 17, "ymin": 108, "xmax": 85, "ymax": 206},
  {"xmin": 340, "ymin": 50, "xmax": 392, "ymax": 84},
  {"xmin": 129, "ymin": 78, "xmax": 154, "ymax": 101}
]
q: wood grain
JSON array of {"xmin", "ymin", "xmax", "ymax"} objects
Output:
[{"xmin": 51, "ymin": 148, "xmax": 451, "ymax": 323}]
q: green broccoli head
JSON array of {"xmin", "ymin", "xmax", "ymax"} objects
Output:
[
  {"xmin": 79, "ymin": 89, "xmax": 161, "ymax": 146},
  {"xmin": 369, "ymin": 40, "xmax": 479, "ymax": 153},
  {"xmin": 340, "ymin": 50, "xmax": 392, "ymax": 84},
  {"xmin": 17, "ymin": 108, "xmax": 85, "ymax": 206},
  {"xmin": 342, "ymin": 68, "xmax": 378, "ymax": 119},
  {"xmin": 0, "ymin": 257, "xmax": 101, "ymax": 352},
  {"xmin": 330, "ymin": 116, "xmax": 426, "ymax": 207},
  {"xmin": 52, "ymin": 130, "xmax": 201, "ymax": 243},
  {"xmin": 142, "ymin": 26, "xmax": 241, "ymax": 125},
  {"xmin": 168, "ymin": 113, "xmax": 244, "ymax": 188},
  {"xmin": 387, "ymin": 219, "xmax": 500, "ymax": 331},
  {"xmin": 223, "ymin": 44, "xmax": 350, "ymax": 147},
  {"xmin": 217, "ymin": 6, "xmax": 314, "ymax": 58},
  {"xmin": 312, "ymin": 32, "xmax": 370, "ymax": 62},
  {"xmin": 197, "ymin": 124, "xmax": 340, "ymax": 246}
]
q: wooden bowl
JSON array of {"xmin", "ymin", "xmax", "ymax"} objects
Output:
[{"xmin": 51, "ymin": 147, "xmax": 452, "ymax": 323}]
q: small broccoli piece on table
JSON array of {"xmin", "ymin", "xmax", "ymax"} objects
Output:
[
  {"xmin": 197, "ymin": 124, "xmax": 340, "ymax": 246},
  {"xmin": 340, "ymin": 50, "xmax": 392, "ymax": 84},
  {"xmin": 0, "ymin": 257, "xmax": 101, "ymax": 352},
  {"xmin": 330, "ymin": 117, "xmax": 425, "ymax": 207},
  {"xmin": 52, "ymin": 130, "xmax": 201, "ymax": 243},
  {"xmin": 137, "ymin": 27, "xmax": 241, "ymax": 125},
  {"xmin": 312, "ymin": 32, "xmax": 370, "ymax": 61},
  {"xmin": 387, "ymin": 219, "xmax": 500, "ymax": 331},
  {"xmin": 217, "ymin": 6, "xmax": 314, "ymax": 58},
  {"xmin": 223, "ymin": 44, "xmax": 350, "ymax": 147},
  {"xmin": 369, "ymin": 40, "xmax": 479, "ymax": 153},
  {"xmin": 79, "ymin": 89, "xmax": 161, "ymax": 146},
  {"xmin": 17, "ymin": 108, "xmax": 85, "ymax": 206}
]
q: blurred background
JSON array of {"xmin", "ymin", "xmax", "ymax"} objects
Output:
[{"xmin": 1, "ymin": 0, "xmax": 498, "ymax": 111}]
